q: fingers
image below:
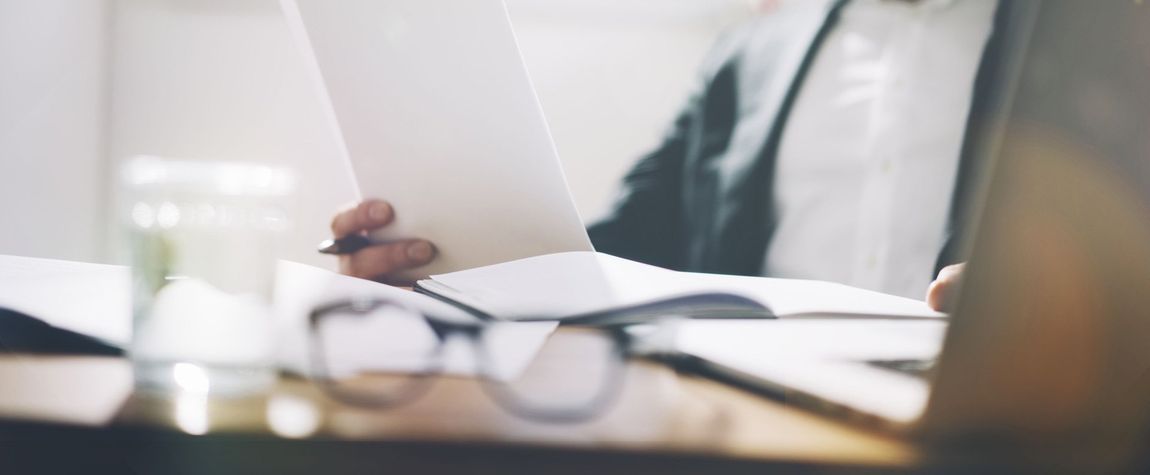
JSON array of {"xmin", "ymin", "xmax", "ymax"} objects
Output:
[
  {"xmin": 926, "ymin": 263, "xmax": 966, "ymax": 312},
  {"xmin": 339, "ymin": 239, "xmax": 437, "ymax": 282},
  {"xmin": 331, "ymin": 200, "xmax": 395, "ymax": 238},
  {"xmin": 329, "ymin": 199, "xmax": 438, "ymax": 283}
]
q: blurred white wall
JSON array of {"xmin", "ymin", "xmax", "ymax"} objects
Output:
[
  {"xmin": 107, "ymin": 0, "xmax": 356, "ymax": 268},
  {"xmin": 509, "ymin": 0, "xmax": 753, "ymax": 221},
  {"xmin": 1, "ymin": 0, "xmax": 753, "ymax": 266},
  {"xmin": 0, "ymin": 0, "xmax": 111, "ymax": 262}
]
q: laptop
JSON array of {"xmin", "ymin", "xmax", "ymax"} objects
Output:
[{"xmin": 674, "ymin": 0, "xmax": 1150, "ymax": 449}]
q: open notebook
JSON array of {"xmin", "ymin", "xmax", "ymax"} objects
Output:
[{"xmin": 415, "ymin": 252, "xmax": 945, "ymax": 324}]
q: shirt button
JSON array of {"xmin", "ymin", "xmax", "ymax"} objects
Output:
[
  {"xmin": 866, "ymin": 254, "xmax": 878, "ymax": 270},
  {"xmin": 881, "ymin": 160, "xmax": 894, "ymax": 173}
]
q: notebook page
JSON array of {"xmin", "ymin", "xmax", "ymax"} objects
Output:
[{"xmin": 424, "ymin": 252, "xmax": 944, "ymax": 321}]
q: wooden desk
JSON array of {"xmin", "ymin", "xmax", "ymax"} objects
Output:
[{"xmin": 0, "ymin": 338, "xmax": 918, "ymax": 474}]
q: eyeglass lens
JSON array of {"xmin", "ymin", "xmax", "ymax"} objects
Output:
[
  {"xmin": 480, "ymin": 326, "xmax": 625, "ymax": 421},
  {"xmin": 313, "ymin": 301, "xmax": 443, "ymax": 406}
]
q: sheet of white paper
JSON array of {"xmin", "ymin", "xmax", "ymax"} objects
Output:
[
  {"xmin": 0, "ymin": 357, "xmax": 133, "ymax": 427},
  {"xmin": 0, "ymin": 255, "xmax": 131, "ymax": 345},
  {"xmin": 274, "ymin": 260, "xmax": 556, "ymax": 380},
  {"xmin": 673, "ymin": 319, "xmax": 944, "ymax": 424},
  {"xmin": 426, "ymin": 251, "xmax": 945, "ymax": 320},
  {"xmin": 424, "ymin": 252, "xmax": 695, "ymax": 319},
  {"xmin": 281, "ymin": 0, "xmax": 593, "ymax": 280},
  {"xmin": 0, "ymin": 255, "xmax": 555, "ymax": 381},
  {"xmin": 676, "ymin": 320, "xmax": 948, "ymax": 363}
]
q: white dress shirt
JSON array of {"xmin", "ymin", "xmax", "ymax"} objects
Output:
[{"xmin": 762, "ymin": 0, "xmax": 997, "ymax": 299}]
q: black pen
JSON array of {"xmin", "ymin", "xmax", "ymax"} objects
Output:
[{"xmin": 317, "ymin": 234, "xmax": 374, "ymax": 255}]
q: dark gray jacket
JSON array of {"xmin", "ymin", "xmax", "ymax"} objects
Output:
[{"xmin": 588, "ymin": 0, "xmax": 1013, "ymax": 278}]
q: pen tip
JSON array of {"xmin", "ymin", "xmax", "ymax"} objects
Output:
[{"xmin": 317, "ymin": 239, "xmax": 338, "ymax": 254}]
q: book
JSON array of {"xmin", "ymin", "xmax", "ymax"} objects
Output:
[{"xmin": 415, "ymin": 251, "xmax": 946, "ymax": 325}]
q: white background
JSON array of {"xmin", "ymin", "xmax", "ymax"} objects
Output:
[{"xmin": 0, "ymin": 0, "xmax": 754, "ymax": 268}]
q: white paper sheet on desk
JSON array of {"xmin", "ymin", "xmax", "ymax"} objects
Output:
[
  {"xmin": 0, "ymin": 255, "xmax": 131, "ymax": 345},
  {"xmin": 282, "ymin": 0, "xmax": 593, "ymax": 281},
  {"xmin": 0, "ymin": 255, "xmax": 555, "ymax": 381}
]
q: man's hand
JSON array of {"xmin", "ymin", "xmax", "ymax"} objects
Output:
[
  {"xmin": 926, "ymin": 263, "xmax": 965, "ymax": 312},
  {"xmin": 330, "ymin": 199, "xmax": 436, "ymax": 284}
]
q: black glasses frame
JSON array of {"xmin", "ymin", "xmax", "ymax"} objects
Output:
[{"xmin": 307, "ymin": 298, "xmax": 636, "ymax": 423}]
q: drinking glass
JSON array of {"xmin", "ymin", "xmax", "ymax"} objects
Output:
[{"xmin": 122, "ymin": 156, "xmax": 294, "ymax": 396}]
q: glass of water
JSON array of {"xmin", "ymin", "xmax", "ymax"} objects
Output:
[{"xmin": 122, "ymin": 156, "xmax": 294, "ymax": 396}]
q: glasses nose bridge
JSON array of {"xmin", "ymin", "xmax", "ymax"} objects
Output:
[{"xmin": 426, "ymin": 316, "xmax": 484, "ymax": 341}]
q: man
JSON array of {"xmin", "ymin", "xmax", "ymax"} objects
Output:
[{"xmin": 330, "ymin": 0, "xmax": 1001, "ymax": 309}]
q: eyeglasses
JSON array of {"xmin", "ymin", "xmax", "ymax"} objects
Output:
[{"xmin": 308, "ymin": 298, "xmax": 646, "ymax": 423}]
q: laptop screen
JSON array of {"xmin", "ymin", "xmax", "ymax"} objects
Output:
[{"xmin": 925, "ymin": 0, "xmax": 1150, "ymax": 453}]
